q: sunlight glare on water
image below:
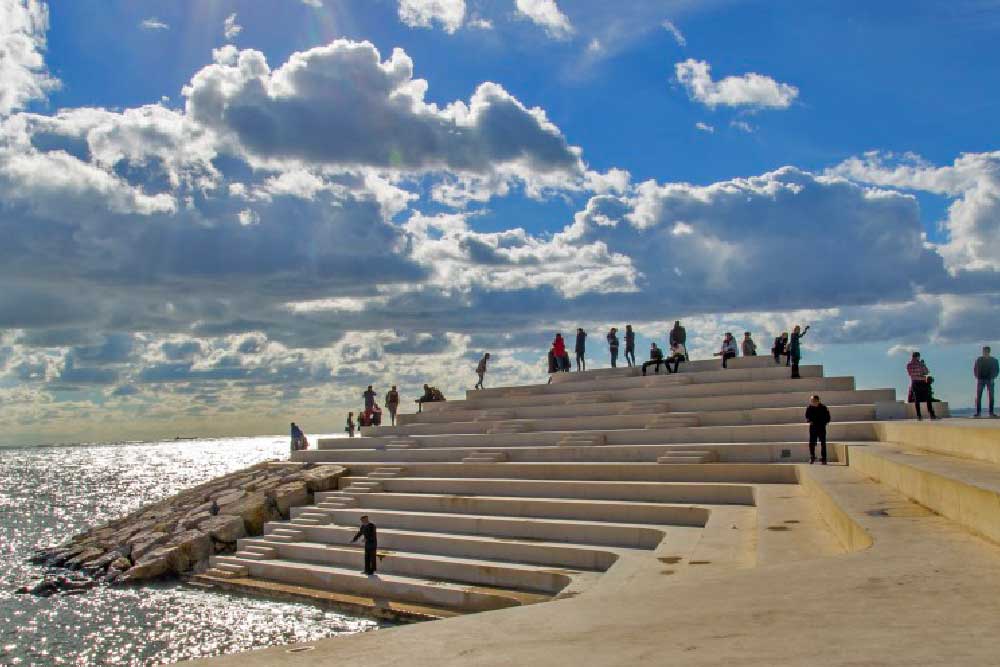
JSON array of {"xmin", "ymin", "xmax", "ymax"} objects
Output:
[{"xmin": 0, "ymin": 436, "xmax": 381, "ymax": 666}]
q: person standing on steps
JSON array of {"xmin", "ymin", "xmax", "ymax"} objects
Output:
[
  {"xmin": 351, "ymin": 515, "xmax": 378, "ymax": 575},
  {"xmin": 346, "ymin": 412, "xmax": 355, "ymax": 438},
  {"xmin": 552, "ymin": 333, "xmax": 570, "ymax": 372},
  {"xmin": 607, "ymin": 327, "xmax": 619, "ymax": 368},
  {"xmin": 475, "ymin": 352, "xmax": 491, "ymax": 389},
  {"xmin": 289, "ymin": 422, "xmax": 307, "ymax": 452},
  {"xmin": 670, "ymin": 321, "xmax": 688, "ymax": 361},
  {"xmin": 385, "ymin": 385, "xmax": 399, "ymax": 426},
  {"xmin": 772, "ymin": 333, "xmax": 786, "ymax": 365},
  {"xmin": 624, "ymin": 325, "xmax": 636, "ymax": 368},
  {"xmin": 742, "ymin": 332, "xmax": 757, "ymax": 356},
  {"xmin": 906, "ymin": 352, "xmax": 937, "ymax": 420},
  {"xmin": 789, "ymin": 325, "xmax": 810, "ymax": 378},
  {"xmin": 974, "ymin": 346, "xmax": 998, "ymax": 417},
  {"xmin": 575, "ymin": 328, "xmax": 587, "ymax": 372},
  {"xmin": 805, "ymin": 395, "xmax": 831, "ymax": 465},
  {"xmin": 363, "ymin": 385, "xmax": 376, "ymax": 412}
]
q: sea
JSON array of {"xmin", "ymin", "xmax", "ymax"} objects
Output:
[{"xmin": 0, "ymin": 436, "xmax": 383, "ymax": 666}]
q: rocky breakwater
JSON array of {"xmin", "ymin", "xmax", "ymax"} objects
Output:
[{"xmin": 23, "ymin": 461, "xmax": 345, "ymax": 596}]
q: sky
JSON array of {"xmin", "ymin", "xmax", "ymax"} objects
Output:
[{"xmin": 1, "ymin": 0, "xmax": 998, "ymax": 445}]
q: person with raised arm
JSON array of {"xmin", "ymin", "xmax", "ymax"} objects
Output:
[{"xmin": 789, "ymin": 325, "xmax": 810, "ymax": 379}]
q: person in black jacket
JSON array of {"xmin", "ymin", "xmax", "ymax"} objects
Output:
[
  {"xmin": 575, "ymin": 328, "xmax": 587, "ymax": 371},
  {"xmin": 351, "ymin": 515, "xmax": 378, "ymax": 575},
  {"xmin": 805, "ymin": 395, "xmax": 831, "ymax": 465},
  {"xmin": 624, "ymin": 325, "xmax": 636, "ymax": 368}
]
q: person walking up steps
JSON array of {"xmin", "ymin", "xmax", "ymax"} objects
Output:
[
  {"xmin": 805, "ymin": 395, "xmax": 831, "ymax": 464},
  {"xmin": 475, "ymin": 352, "xmax": 491, "ymax": 389},
  {"xmin": 906, "ymin": 352, "xmax": 937, "ymax": 420},
  {"xmin": 974, "ymin": 346, "xmax": 998, "ymax": 417},
  {"xmin": 789, "ymin": 325, "xmax": 810, "ymax": 378},
  {"xmin": 607, "ymin": 328, "xmax": 619, "ymax": 368},
  {"xmin": 350, "ymin": 515, "xmax": 378, "ymax": 575},
  {"xmin": 385, "ymin": 385, "xmax": 399, "ymax": 425},
  {"xmin": 575, "ymin": 328, "xmax": 587, "ymax": 371},
  {"xmin": 624, "ymin": 325, "xmax": 636, "ymax": 367},
  {"xmin": 670, "ymin": 321, "xmax": 688, "ymax": 361}
]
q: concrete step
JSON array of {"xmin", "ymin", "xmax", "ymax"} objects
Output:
[
  {"xmin": 312, "ymin": 461, "xmax": 801, "ymax": 484},
  {"xmin": 400, "ymin": 388, "xmax": 896, "ymax": 426},
  {"xmin": 462, "ymin": 451, "xmax": 508, "ymax": 464},
  {"xmin": 559, "ymin": 434, "xmax": 607, "ymax": 447},
  {"xmin": 406, "ymin": 375, "xmax": 853, "ymax": 415},
  {"xmin": 331, "ymin": 491, "xmax": 713, "ymax": 525},
  {"xmin": 240, "ymin": 541, "xmax": 572, "ymax": 594},
  {"xmin": 326, "ymin": 477, "xmax": 752, "ymax": 504},
  {"xmin": 267, "ymin": 507, "xmax": 668, "ymax": 549},
  {"xmin": 218, "ymin": 556, "xmax": 544, "ymax": 612},
  {"xmin": 243, "ymin": 526, "xmax": 619, "ymax": 571},
  {"xmin": 211, "ymin": 560, "xmax": 249, "ymax": 577},
  {"xmin": 474, "ymin": 365, "xmax": 824, "ymax": 400}
]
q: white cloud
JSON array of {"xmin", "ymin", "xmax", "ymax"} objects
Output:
[
  {"xmin": 829, "ymin": 150, "xmax": 1000, "ymax": 272},
  {"xmin": 183, "ymin": 40, "xmax": 584, "ymax": 180},
  {"xmin": 398, "ymin": 0, "xmax": 466, "ymax": 34},
  {"xmin": 467, "ymin": 17, "xmax": 493, "ymax": 30},
  {"xmin": 0, "ymin": 0, "xmax": 58, "ymax": 116},
  {"xmin": 662, "ymin": 20, "xmax": 686, "ymax": 47},
  {"xmin": 586, "ymin": 38, "xmax": 603, "ymax": 54},
  {"xmin": 140, "ymin": 17, "xmax": 169, "ymax": 30},
  {"xmin": 301, "ymin": 0, "xmax": 323, "ymax": 6},
  {"xmin": 730, "ymin": 119, "xmax": 754, "ymax": 133},
  {"xmin": 695, "ymin": 121, "xmax": 714, "ymax": 133},
  {"xmin": 675, "ymin": 58, "xmax": 798, "ymax": 109},
  {"xmin": 223, "ymin": 13, "xmax": 242, "ymax": 41},
  {"xmin": 515, "ymin": 0, "xmax": 573, "ymax": 39}
]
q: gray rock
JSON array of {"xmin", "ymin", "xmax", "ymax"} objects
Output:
[
  {"xmin": 165, "ymin": 530, "xmax": 212, "ymax": 572},
  {"xmin": 129, "ymin": 531, "xmax": 169, "ymax": 560},
  {"xmin": 219, "ymin": 491, "xmax": 275, "ymax": 534},
  {"xmin": 65, "ymin": 547, "xmax": 103, "ymax": 570},
  {"xmin": 198, "ymin": 515, "xmax": 246, "ymax": 543},
  {"xmin": 301, "ymin": 466, "xmax": 345, "ymax": 492},
  {"xmin": 273, "ymin": 481, "xmax": 309, "ymax": 516}
]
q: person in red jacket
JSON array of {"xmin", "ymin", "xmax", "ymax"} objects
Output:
[{"xmin": 551, "ymin": 333, "xmax": 570, "ymax": 372}]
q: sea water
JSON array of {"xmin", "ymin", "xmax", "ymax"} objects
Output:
[{"xmin": 0, "ymin": 437, "xmax": 382, "ymax": 666}]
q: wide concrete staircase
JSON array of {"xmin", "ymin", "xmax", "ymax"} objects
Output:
[{"xmin": 198, "ymin": 355, "xmax": 950, "ymax": 617}]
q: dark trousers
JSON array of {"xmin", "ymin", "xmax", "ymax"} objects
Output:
[
  {"xmin": 721, "ymin": 351, "xmax": 736, "ymax": 368},
  {"xmin": 791, "ymin": 356, "xmax": 801, "ymax": 378},
  {"xmin": 388, "ymin": 407, "xmax": 397, "ymax": 425},
  {"xmin": 364, "ymin": 543, "xmax": 377, "ymax": 574},
  {"xmin": 475, "ymin": 372, "xmax": 485, "ymax": 389},
  {"xmin": 912, "ymin": 381, "xmax": 936, "ymax": 419},
  {"xmin": 576, "ymin": 352, "xmax": 585, "ymax": 371},
  {"xmin": 773, "ymin": 350, "xmax": 782, "ymax": 364},
  {"xmin": 667, "ymin": 356, "xmax": 682, "ymax": 373},
  {"xmin": 610, "ymin": 347, "xmax": 618, "ymax": 368},
  {"xmin": 976, "ymin": 380, "xmax": 996, "ymax": 415},
  {"xmin": 625, "ymin": 347, "xmax": 636, "ymax": 367},
  {"xmin": 641, "ymin": 359, "xmax": 666, "ymax": 375},
  {"xmin": 809, "ymin": 425, "xmax": 827, "ymax": 463}
]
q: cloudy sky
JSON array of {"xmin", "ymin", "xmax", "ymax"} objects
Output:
[{"xmin": 1, "ymin": 0, "xmax": 998, "ymax": 445}]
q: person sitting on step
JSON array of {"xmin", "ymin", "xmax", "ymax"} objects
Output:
[
  {"xmin": 641, "ymin": 342, "xmax": 667, "ymax": 376},
  {"xmin": 666, "ymin": 341, "xmax": 686, "ymax": 374},
  {"xmin": 714, "ymin": 332, "xmax": 738, "ymax": 368}
]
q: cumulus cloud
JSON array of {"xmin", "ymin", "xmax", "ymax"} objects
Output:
[
  {"xmin": 140, "ymin": 17, "xmax": 169, "ymax": 30},
  {"xmin": 0, "ymin": 0, "xmax": 58, "ymax": 116},
  {"xmin": 183, "ymin": 40, "xmax": 584, "ymax": 180},
  {"xmin": 398, "ymin": 0, "xmax": 466, "ymax": 33},
  {"xmin": 675, "ymin": 59, "xmax": 798, "ymax": 109},
  {"xmin": 695, "ymin": 121, "xmax": 714, "ymax": 133},
  {"xmin": 515, "ymin": 0, "xmax": 573, "ymax": 39},
  {"xmin": 829, "ymin": 150, "xmax": 1000, "ymax": 273}
]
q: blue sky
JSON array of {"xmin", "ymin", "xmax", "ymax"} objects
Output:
[{"xmin": 1, "ymin": 0, "xmax": 998, "ymax": 444}]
